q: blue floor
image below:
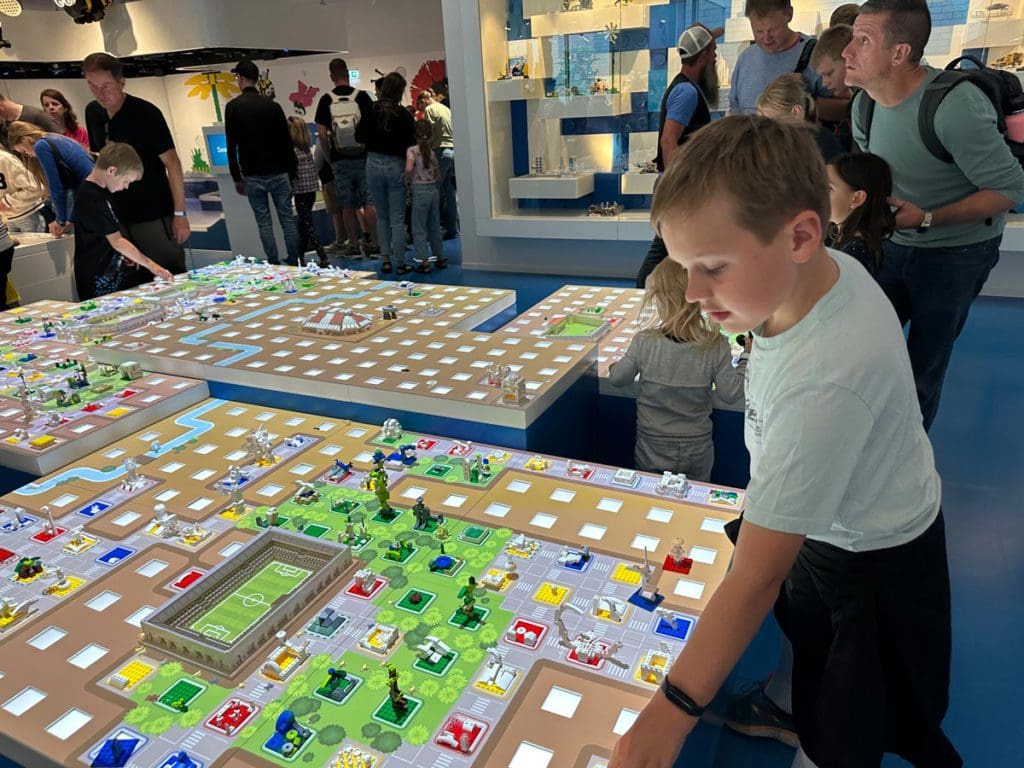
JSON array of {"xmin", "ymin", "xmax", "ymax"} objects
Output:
[{"xmin": 3, "ymin": 241, "xmax": 1017, "ymax": 768}]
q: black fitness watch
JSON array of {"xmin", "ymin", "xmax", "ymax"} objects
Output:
[{"xmin": 660, "ymin": 677, "xmax": 705, "ymax": 717}]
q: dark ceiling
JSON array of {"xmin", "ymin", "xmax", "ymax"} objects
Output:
[{"xmin": 0, "ymin": 47, "xmax": 329, "ymax": 79}]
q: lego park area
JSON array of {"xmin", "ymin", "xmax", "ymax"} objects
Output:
[{"xmin": 0, "ymin": 260, "xmax": 746, "ymax": 768}]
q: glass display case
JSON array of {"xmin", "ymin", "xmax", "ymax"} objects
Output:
[{"xmin": 476, "ymin": 0, "xmax": 1024, "ymax": 230}]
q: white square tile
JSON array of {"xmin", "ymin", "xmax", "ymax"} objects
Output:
[
  {"xmin": 188, "ymin": 498, "xmax": 213, "ymax": 512},
  {"xmin": 347, "ymin": 428, "xmax": 368, "ymax": 438},
  {"xmin": 46, "ymin": 708, "xmax": 92, "ymax": 740},
  {"xmin": 85, "ymin": 591, "xmax": 121, "ymax": 611},
  {"xmin": 219, "ymin": 542, "xmax": 244, "ymax": 558},
  {"xmin": 540, "ymin": 686, "xmax": 582, "ymax": 718},
  {"xmin": 631, "ymin": 534, "xmax": 661, "ymax": 552},
  {"xmin": 354, "ymin": 451, "xmax": 374, "ymax": 463},
  {"xmin": 596, "ymin": 497, "xmax": 622, "ymax": 513},
  {"xmin": 104, "ymin": 448, "xmax": 126, "ymax": 459},
  {"xmin": 112, "ymin": 511, "xmax": 140, "ymax": 527},
  {"xmin": 673, "ymin": 578, "xmax": 706, "ymax": 600},
  {"xmin": 647, "ymin": 507, "xmax": 674, "ymax": 524},
  {"xmin": 136, "ymin": 560, "xmax": 168, "ymax": 578},
  {"xmin": 290, "ymin": 463, "xmax": 315, "ymax": 476},
  {"xmin": 3, "ymin": 688, "xmax": 45, "ymax": 716},
  {"xmin": 507, "ymin": 479, "xmax": 532, "ymax": 494},
  {"xmin": 549, "ymin": 488, "xmax": 575, "ymax": 503},
  {"xmin": 319, "ymin": 444, "xmax": 342, "ymax": 456},
  {"xmin": 192, "ymin": 469, "xmax": 215, "ymax": 481},
  {"xmin": 402, "ymin": 486, "xmax": 428, "ymax": 500},
  {"xmin": 700, "ymin": 517, "xmax": 727, "ymax": 534},
  {"xmin": 225, "ymin": 450, "xmax": 248, "ymax": 461},
  {"xmin": 690, "ymin": 546, "xmax": 718, "ymax": 565},
  {"xmin": 154, "ymin": 490, "xmax": 179, "ymax": 502},
  {"xmin": 612, "ymin": 708, "xmax": 640, "ymax": 736},
  {"xmin": 160, "ymin": 462, "xmax": 184, "ymax": 473},
  {"xmin": 51, "ymin": 493, "xmax": 78, "ymax": 508},
  {"xmin": 257, "ymin": 484, "xmax": 283, "ymax": 497},
  {"xmin": 483, "ymin": 502, "xmax": 511, "ymax": 518},
  {"xmin": 67, "ymin": 644, "xmax": 108, "ymax": 670},
  {"xmin": 530, "ymin": 512, "xmax": 558, "ymax": 529},
  {"xmin": 194, "ymin": 444, "xmax": 216, "ymax": 455},
  {"xmin": 28, "ymin": 627, "xmax": 67, "ymax": 650},
  {"xmin": 578, "ymin": 523, "xmax": 607, "ymax": 540},
  {"xmin": 442, "ymin": 494, "xmax": 467, "ymax": 508},
  {"xmin": 125, "ymin": 606, "xmax": 155, "ymax": 628}
]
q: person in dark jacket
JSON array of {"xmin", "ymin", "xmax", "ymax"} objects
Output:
[{"xmin": 224, "ymin": 57, "xmax": 301, "ymax": 265}]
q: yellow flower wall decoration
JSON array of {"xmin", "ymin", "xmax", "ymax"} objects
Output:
[{"xmin": 184, "ymin": 72, "xmax": 240, "ymax": 122}]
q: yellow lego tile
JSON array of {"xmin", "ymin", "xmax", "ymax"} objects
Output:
[
  {"xmin": 45, "ymin": 575, "xmax": 85, "ymax": 598},
  {"xmin": 611, "ymin": 563, "xmax": 642, "ymax": 586},
  {"xmin": 106, "ymin": 407, "xmax": 131, "ymax": 418},
  {"xmin": 115, "ymin": 660, "xmax": 155, "ymax": 690},
  {"xmin": 532, "ymin": 582, "xmax": 572, "ymax": 606},
  {"xmin": 29, "ymin": 435, "xmax": 55, "ymax": 448}
]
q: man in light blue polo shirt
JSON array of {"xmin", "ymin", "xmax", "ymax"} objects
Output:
[{"xmin": 730, "ymin": 0, "xmax": 841, "ymax": 118}]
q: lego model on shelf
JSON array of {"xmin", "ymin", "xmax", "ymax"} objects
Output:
[
  {"xmin": 0, "ymin": 338, "xmax": 208, "ymax": 475},
  {"xmin": 86, "ymin": 277, "xmax": 597, "ymax": 431},
  {"xmin": 0, "ymin": 398, "xmax": 742, "ymax": 768}
]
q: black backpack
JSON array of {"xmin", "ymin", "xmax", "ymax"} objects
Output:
[{"xmin": 856, "ymin": 55, "xmax": 1024, "ymax": 168}]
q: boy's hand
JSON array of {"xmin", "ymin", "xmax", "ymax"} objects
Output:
[
  {"xmin": 609, "ymin": 694, "xmax": 692, "ymax": 768},
  {"xmin": 48, "ymin": 221, "xmax": 67, "ymax": 237}
]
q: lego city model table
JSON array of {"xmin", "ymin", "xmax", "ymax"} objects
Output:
[
  {"xmin": 0, "ymin": 397, "xmax": 742, "ymax": 768},
  {"xmin": 87, "ymin": 276, "xmax": 600, "ymax": 456}
]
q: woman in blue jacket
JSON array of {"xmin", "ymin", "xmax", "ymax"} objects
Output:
[{"xmin": 6, "ymin": 120, "xmax": 94, "ymax": 237}]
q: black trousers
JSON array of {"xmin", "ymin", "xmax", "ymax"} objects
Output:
[
  {"xmin": 777, "ymin": 512, "xmax": 961, "ymax": 768},
  {"xmin": 294, "ymin": 192, "xmax": 325, "ymax": 262},
  {"xmin": 635, "ymin": 234, "xmax": 668, "ymax": 288}
]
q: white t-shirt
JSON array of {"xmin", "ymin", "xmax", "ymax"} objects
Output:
[{"xmin": 743, "ymin": 249, "xmax": 940, "ymax": 552}]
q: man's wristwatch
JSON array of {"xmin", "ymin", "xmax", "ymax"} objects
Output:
[
  {"xmin": 173, "ymin": 210, "xmax": 187, "ymax": 218},
  {"xmin": 917, "ymin": 210, "xmax": 933, "ymax": 233},
  {"xmin": 660, "ymin": 677, "xmax": 705, "ymax": 717}
]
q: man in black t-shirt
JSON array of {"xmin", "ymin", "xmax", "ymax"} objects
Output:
[
  {"xmin": 83, "ymin": 52, "xmax": 188, "ymax": 278},
  {"xmin": 73, "ymin": 142, "xmax": 172, "ymax": 300},
  {"xmin": 635, "ymin": 24, "xmax": 722, "ymax": 288},
  {"xmin": 314, "ymin": 57, "xmax": 375, "ymax": 257}
]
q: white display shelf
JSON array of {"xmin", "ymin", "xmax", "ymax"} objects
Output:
[
  {"xmin": 509, "ymin": 172, "xmax": 596, "ymax": 199},
  {"xmin": 620, "ymin": 172, "xmax": 657, "ymax": 195},
  {"xmin": 533, "ymin": 91, "xmax": 635, "ymax": 118},
  {"xmin": 529, "ymin": 4, "xmax": 648, "ymax": 37},
  {"xmin": 487, "ymin": 77, "xmax": 547, "ymax": 101},
  {"xmin": 523, "ymin": 0, "xmax": 663, "ymax": 15}
]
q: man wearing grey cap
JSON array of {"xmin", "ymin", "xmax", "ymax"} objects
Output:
[
  {"xmin": 636, "ymin": 23, "xmax": 722, "ymax": 288},
  {"xmin": 224, "ymin": 57, "xmax": 301, "ymax": 265}
]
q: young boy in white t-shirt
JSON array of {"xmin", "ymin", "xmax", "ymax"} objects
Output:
[{"xmin": 609, "ymin": 116, "xmax": 958, "ymax": 768}]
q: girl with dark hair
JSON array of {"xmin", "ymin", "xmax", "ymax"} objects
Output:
[
  {"xmin": 356, "ymin": 71, "xmax": 415, "ymax": 275},
  {"xmin": 40, "ymin": 89, "xmax": 90, "ymax": 149},
  {"xmin": 826, "ymin": 152, "xmax": 895, "ymax": 275}
]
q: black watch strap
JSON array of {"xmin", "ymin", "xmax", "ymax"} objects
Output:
[{"xmin": 660, "ymin": 677, "xmax": 705, "ymax": 717}]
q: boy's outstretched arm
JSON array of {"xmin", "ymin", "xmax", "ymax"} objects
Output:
[
  {"xmin": 106, "ymin": 233, "xmax": 173, "ymax": 282},
  {"xmin": 610, "ymin": 521, "xmax": 804, "ymax": 768}
]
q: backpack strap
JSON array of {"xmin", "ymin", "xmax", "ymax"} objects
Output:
[
  {"xmin": 919, "ymin": 70, "xmax": 975, "ymax": 164},
  {"xmin": 853, "ymin": 90, "xmax": 876, "ymax": 151},
  {"xmin": 795, "ymin": 38, "xmax": 816, "ymax": 75}
]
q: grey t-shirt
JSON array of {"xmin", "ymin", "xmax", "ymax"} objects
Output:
[
  {"xmin": 728, "ymin": 34, "xmax": 826, "ymax": 114},
  {"xmin": 852, "ymin": 67, "xmax": 1024, "ymax": 247},
  {"xmin": 607, "ymin": 331, "xmax": 745, "ymax": 439},
  {"xmin": 744, "ymin": 249, "xmax": 940, "ymax": 552}
]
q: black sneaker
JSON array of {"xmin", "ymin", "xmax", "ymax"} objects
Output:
[{"xmin": 724, "ymin": 682, "xmax": 800, "ymax": 748}]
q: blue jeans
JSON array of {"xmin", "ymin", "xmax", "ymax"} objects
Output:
[
  {"xmin": 435, "ymin": 147, "xmax": 458, "ymax": 237},
  {"xmin": 879, "ymin": 234, "xmax": 1001, "ymax": 431},
  {"xmin": 330, "ymin": 156, "xmax": 367, "ymax": 208},
  {"xmin": 411, "ymin": 184, "xmax": 443, "ymax": 264},
  {"xmin": 243, "ymin": 173, "xmax": 301, "ymax": 265},
  {"xmin": 365, "ymin": 153, "xmax": 407, "ymax": 263}
]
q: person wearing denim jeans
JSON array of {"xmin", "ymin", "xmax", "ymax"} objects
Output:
[
  {"xmin": 243, "ymin": 174, "xmax": 302, "ymax": 265},
  {"xmin": 365, "ymin": 153, "xmax": 408, "ymax": 273},
  {"xmin": 406, "ymin": 127, "xmax": 447, "ymax": 273},
  {"xmin": 356, "ymin": 72, "xmax": 415, "ymax": 274},
  {"xmin": 845, "ymin": 1, "xmax": 1024, "ymax": 431},
  {"xmin": 417, "ymin": 90, "xmax": 458, "ymax": 239},
  {"xmin": 225, "ymin": 57, "xmax": 301, "ymax": 265}
]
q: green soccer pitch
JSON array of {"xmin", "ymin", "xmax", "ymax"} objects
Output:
[{"xmin": 189, "ymin": 561, "xmax": 312, "ymax": 643}]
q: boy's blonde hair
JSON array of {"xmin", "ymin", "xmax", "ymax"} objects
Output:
[
  {"xmin": 810, "ymin": 24, "xmax": 853, "ymax": 69},
  {"xmin": 96, "ymin": 141, "xmax": 143, "ymax": 178},
  {"xmin": 757, "ymin": 73, "xmax": 817, "ymax": 121},
  {"xmin": 640, "ymin": 258, "xmax": 718, "ymax": 347},
  {"xmin": 651, "ymin": 114, "xmax": 829, "ymax": 246},
  {"xmin": 288, "ymin": 117, "xmax": 311, "ymax": 150}
]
